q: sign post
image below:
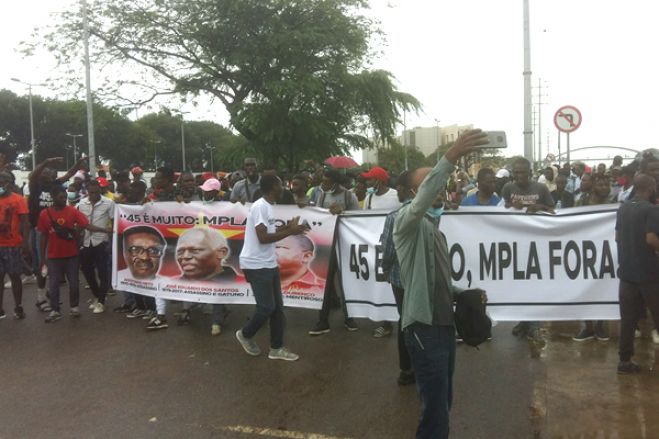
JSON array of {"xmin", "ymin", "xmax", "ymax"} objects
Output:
[{"xmin": 553, "ymin": 105, "xmax": 582, "ymax": 165}]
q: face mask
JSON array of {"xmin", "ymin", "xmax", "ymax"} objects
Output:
[
  {"xmin": 202, "ymin": 198, "xmax": 214, "ymax": 205},
  {"xmin": 323, "ymin": 187, "xmax": 335, "ymax": 195},
  {"xmin": 0, "ymin": 187, "xmax": 6, "ymax": 196},
  {"xmin": 67, "ymin": 192, "xmax": 78, "ymax": 200},
  {"xmin": 366, "ymin": 187, "xmax": 376, "ymax": 195},
  {"xmin": 426, "ymin": 205, "xmax": 444, "ymax": 218}
]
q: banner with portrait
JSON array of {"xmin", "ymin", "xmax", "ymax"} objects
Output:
[
  {"xmin": 338, "ymin": 206, "xmax": 622, "ymax": 322},
  {"xmin": 112, "ymin": 202, "xmax": 337, "ymax": 309}
]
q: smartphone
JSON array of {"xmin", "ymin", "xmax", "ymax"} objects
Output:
[{"xmin": 478, "ymin": 131, "xmax": 507, "ymax": 149}]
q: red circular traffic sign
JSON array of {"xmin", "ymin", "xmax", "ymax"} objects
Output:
[{"xmin": 553, "ymin": 105, "xmax": 582, "ymax": 133}]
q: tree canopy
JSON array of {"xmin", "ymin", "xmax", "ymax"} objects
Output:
[
  {"xmin": 27, "ymin": 0, "xmax": 420, "ymax": 170},
  {"xmin": 0, "ymin": 89, "xmax": 245, "ymax": 171}
]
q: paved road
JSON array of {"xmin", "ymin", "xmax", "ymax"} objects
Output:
[{"xmin": 1, "ymin": 285, "xmax": 658, "ymax": 439}]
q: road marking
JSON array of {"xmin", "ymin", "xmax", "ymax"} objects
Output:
[{"xmin": 221, "ymin": 425, "xmax": 353, "ymax": 439}]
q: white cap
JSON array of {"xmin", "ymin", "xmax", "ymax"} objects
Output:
[{"xmin": 495, "ymin": 169, "xmax": 510, "ymax": 179}]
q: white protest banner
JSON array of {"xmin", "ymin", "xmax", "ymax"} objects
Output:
[
  {"xmin": 112, "ymin": 202, "xmax": 337, "ymax": 310},
  {"xmin": 338, "ymin": 206, "xmax": 621, "ymax": 322}
]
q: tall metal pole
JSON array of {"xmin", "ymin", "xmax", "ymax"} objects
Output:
[
  {"xmin": 27, "ymin": 86, "xmax": 36, "ymax": 170},
  {"xmin": 65, "ymin": 133, "xmax": 83, "ymax": 161},
  {"xmin": 537, "ymin": 78, "xmax": 543, "ymax": 165},
  {"xmin": 82, "ymin": 0, "xmax": 97, "ymax": 176},
  {"xmin": 434, "ymin": 118, "xmax": 441, "ymax": 163},
  {"xmin": 566, "ymin": 132, "xmax": 571, "ymax": 165},
  {"xmin": 523, "ymin": 0, "xmax": 533, "ymax": 161},
  {"xmin": 181, "ymin": 119, "xmax": 186, "ymax": 171},
  {"xmin": 557, "ymin": 131, "xmax": 562, "ymax": 166}
]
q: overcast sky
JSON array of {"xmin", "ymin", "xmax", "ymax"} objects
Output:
[{"xmin": 2, "ymin": 0, "xmax": 658, "ymax": 163}]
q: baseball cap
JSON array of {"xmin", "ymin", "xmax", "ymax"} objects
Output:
[
  {"xmin": 199, "ymin": 178, "xmax": 221, "ymax": 192},
  {"xmin": 96, "ymin": 177, "xmax": 110, "ymax": 188},
  {"xmin": 495, "ymin": 169, "xmax": 510, "ymax": 179},
  {"xmin": 361, "ymin": 166, "xmax": 389, "ymax": 183}
]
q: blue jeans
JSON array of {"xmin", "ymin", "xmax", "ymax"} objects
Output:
[
  {"xmin": 241, "ymin": 268, "xmax": 285, "ymax": 349},
  {"xmin": 404, "ymin": 323, "xmax": 456, "ymax": 439}
]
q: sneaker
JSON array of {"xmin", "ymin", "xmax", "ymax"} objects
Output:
[
  {"xmin": 512, "ymin": 322, "xmax": 529, "ymax": 337},
  {"xmin": 0, "ymin": 310, "xmax": 5, "ymax": 320},
  {"xmin": 127, "ymin": 308, "xmax": 146, "ymax": 319},
  {"xmin": 344, "ymin": 318, "xmax": 359, "ymax": 332},
  {"xmin": 573, "ymin": 329, "xmax": 595, "ymax": 342},
  {"xmin": 211, "ymin": 324, "xmax": 222, "ymax": 336},
  {"xmin": 527, "ymin": 328, "xmax": 546, "ymax": 348},
  {"xmin": 113, "ymin": 304, "xmax": 133, "ymax": 313},
  {"xmin": 235, "ymin": 329, "xmax": 261, "ymax": 356},
  {"xmin": 142, "ymin": 310, "xmax": 156, "ymax": 320},
  {"xmin": 35, "ymin": 300, "xmax": 52, "ymax": 313},
  {"xmin": 14, "ymin": 306, "xmax": 25, "ymax": 320},
  {"xmin": 397, "ymin": 371, "xmax": 415, "ymax": 386},
  {"xmin": 595, "ymin": 328, "xmax": 610, "ymax": 341},
  {"xmin": 88, "ymin": 299, "xmax": 98, "ymax": 310},
  {"xmin": 70, "ymin": 307, "xmax": 81, "ymax": 318},
  {"xmin": 635, "ymin": 329, "xmax": 642, "ymax": 339},
  {"xmin": 22, "ymin": 275, "xmax": 36, "ymax": 285},
  {"xmin": 308, "ymin": 320, "xmax": 330, "ymax": 336},
  {"xmin": 268, "ymin": 347, "xmax": 299, "ymax": 361},
  {"xmin": 146, "ymin": 316, "xmax": 168, "ymax": 330},
  {"xmin": 177, "ymin": 310, "xmax": 191, "ymax": 326},
  {"xmin": 652, "ymin": 329, "xmax": 659, "ymax": 345},
  {"xmin": 373, "ymin": 325, "xmax": 393, "ymax": 338},
  {"xmin": 617, "ymin": 361, "xmax": 641, "ymax": 374},
  {"xmin": 45, "ymin": 310, "xmax": 62, "ymax": 323},
  {"xmin": 92, "ymin": 302, "xmax": 105, "ymax": 314}
]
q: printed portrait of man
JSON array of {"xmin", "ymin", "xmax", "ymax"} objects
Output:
[
  {"xmin": 175, "ymin": 227, "xmax": 236, "ymax": 282},
  {"xmin": 275, "ymin": 234, "xmax": 324, "ymax": 292},
  {"xmin": 121, "ymin": 226, "xmax": 166, "ymax": 280}
]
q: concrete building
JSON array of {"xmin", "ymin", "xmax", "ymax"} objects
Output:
[{"xmin": 361, "ymin": 123, "xmax": 473, "ymax": 165}]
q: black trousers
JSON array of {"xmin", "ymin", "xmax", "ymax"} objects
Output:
[
  {"xmin": 318, "ymin": 251, "xmax": 349, "ymax": 322},
  {"xmin": 80, "ymin": 242, "xmax": 110, "ymax": 304},
  {"xmin": 618, "ymin": 279, "xmax": 659, "ymax": 362},
  {"xmin": 392, "ymin": 285, "xmax": 412, "ymax": 372}
]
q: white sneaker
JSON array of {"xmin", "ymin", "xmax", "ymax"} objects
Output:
[
  {"xmin": 93, "ymin": 302, "xmax": 105, "ymax": 314},
  {"xmin": 635, "ymin": 329, "xmax": 642, "ymax": 339},
  {"xmin": 88, "ymin": 299, "xmax": 98, "ymax": 310},
  {"xmin": 268, "ymin": 347, "xmax": 299, "ymax": 361},
  {"xmin": 211, "ymin": 324, "xmax": 222, "ymax": 336},
  {"xmin": 652, "ymin": 330, "xmax": 659, "ymax": 345},
  {"xmin": 22, "ymin": 275, "xmax": 36, "ymax": 285}
]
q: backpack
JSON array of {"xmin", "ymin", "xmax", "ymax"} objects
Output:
[{"xmin": 454, "ymin": 289, "xmax": 492, "ymax": 348}]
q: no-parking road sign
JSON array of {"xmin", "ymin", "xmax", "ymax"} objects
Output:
[{"xmin": 554, "ymin": 105, "xmax": 582, "ymax": 133}]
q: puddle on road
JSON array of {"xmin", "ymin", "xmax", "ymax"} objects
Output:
[{"xmin": 530, "ymin": 322, "xmax": 659, "ymax": 439}]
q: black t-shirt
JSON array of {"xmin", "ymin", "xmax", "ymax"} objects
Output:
[
  {"xmin": 28, "ymin": 181, "xmax": 55, "ymax": 227},
  {"xmin": 551, "ymin": 190, "xmax": 575, "ymax": 208},
  {"xmin": 616, "ymin": 199, "xmax": 659, "ymax": 283}
]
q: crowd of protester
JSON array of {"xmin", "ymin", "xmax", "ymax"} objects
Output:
[{"xmin": 2, "ymin": 137, "xmax": 659, "ymax": 438}]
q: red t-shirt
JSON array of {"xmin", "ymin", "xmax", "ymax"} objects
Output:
[
  {"xmin": 37, "ymin": 206, "xmax": 90, "ymax": 259},
  {"xmin": 0, "ymin": 193, "xmax": 29, "ymax": 247}
]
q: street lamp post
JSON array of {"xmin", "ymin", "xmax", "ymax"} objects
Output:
[
  {"xmin": 65, "ymin": 133, "xmax": 83, "ymax": 161},
  {"xmin": 11, "ymin": 78, "xmax": 46, "ymax": 170},
  {"xmin": 434, "ymin": 118, "xmax": 441, "ymax": 163},
  {"xmin": 205, "ymin": 144, "xmax": 215, "ymax": 175},
  {"xmin": 171, "ymin": 110, "xmax": 189, "ymax": 171}
]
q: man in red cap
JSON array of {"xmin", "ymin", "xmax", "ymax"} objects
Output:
[
  {"xmin": 361, "ymin": 166, "xmax": 401, "ymax": 338},
  {"xmin": 96, "ymin": 177, "xmax": 114, "ymax": 200},
  {"xmin": 362, "ymin": 166, "xmax": 401, "ymax": 210},
  {"xmin": 131, "ymin": 166, "xmax": 145, "ymax": 184}
]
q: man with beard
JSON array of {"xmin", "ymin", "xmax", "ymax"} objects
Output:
[
  {"xmin": 230, "ymin": 158, "xmax": 261, "ymax": 203},
  {"xmin": 29, "ymin": 156, "xmax": 88, "ymax": 312}
]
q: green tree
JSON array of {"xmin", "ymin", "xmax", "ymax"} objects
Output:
[
  {"xmin": 28, "ymin": 0, "xmax": 420, "ymax": 171},
  {"xmin": 372, "ymin": 140, "xmax": 432, "ymax": 175}
]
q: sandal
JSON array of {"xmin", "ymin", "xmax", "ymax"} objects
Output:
[{"xmin": 35, "ymin": 300, "xmax": 52, "ymax": 313}]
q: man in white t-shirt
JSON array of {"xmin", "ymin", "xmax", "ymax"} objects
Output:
[
  {"xmin": 235, "ymin": 174, "xmax": 309, "ymax": 361},
  {"xmin": 362, "ymin": 166, "xmax": 401, "ymax": 211},
  {"xmin": 362, "ymin": 166, "xmax": 401, "ymax": 338}
]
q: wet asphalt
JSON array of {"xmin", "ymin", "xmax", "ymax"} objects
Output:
[{"xmin": 1, "ymin": 284, "xmax": 658, "ymax": 439}]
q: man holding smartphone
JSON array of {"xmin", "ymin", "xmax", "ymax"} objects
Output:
[{"xmin": 235, "ymin": 174, "xmax": 310, "ymax": 361}]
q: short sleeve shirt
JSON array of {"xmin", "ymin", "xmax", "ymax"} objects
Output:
[
  {"xmin": 239, "ymin": 197, "xmax": 277, "ymax": 269},
  {"xmin": 0, "ymin": 193, "xmax": 29, "ymax": 247},
  {"xmin": 502, "ymin": 181, "xmax": 555, "ymax": 208},
  {"xmin": 37, "ymin": 206, "xmax": 90, "ymax": 259},
  {"xmin": 460, "ymin": 192, "xmax": 502, "ymax": 206}
]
